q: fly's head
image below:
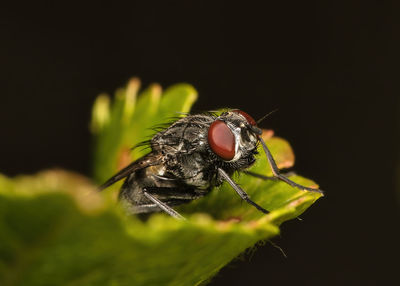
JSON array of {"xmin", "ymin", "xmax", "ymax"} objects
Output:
[{"xmin": 207, "ymin": 110, "xmax": 262, "ymax": 169}]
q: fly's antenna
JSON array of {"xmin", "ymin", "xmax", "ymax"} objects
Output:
[{"xmin": 256, "ymin": 109, "xmax": 278, "ymax": 125}]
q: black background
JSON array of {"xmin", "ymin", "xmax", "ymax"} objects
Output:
[{"xmin": 1, "ymin": 1, "xmax": 399, "ymax": 285}]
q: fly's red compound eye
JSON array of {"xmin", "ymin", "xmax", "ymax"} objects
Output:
[
  {"xmin": 208, "ymin": 120, "xmax": 235, "ymax": 160},
  {"xmin": 233, "ymin": 110, "xmax": 257, "ymax": 126}
]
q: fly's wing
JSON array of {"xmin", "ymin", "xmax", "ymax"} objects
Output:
[{"xmin": 99, "ymin": 154, "xmax": 163, "ymax": 191}]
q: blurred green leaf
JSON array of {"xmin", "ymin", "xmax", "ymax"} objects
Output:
[
  {"xmin": 91, "ymin": 79, "xmax": 197, "ymax": 184},
  {"xmin": 0, "ymin": 79, "xmax": 322, "ymax": 286}
]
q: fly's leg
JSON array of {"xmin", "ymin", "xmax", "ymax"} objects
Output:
[
  {"xmin": 142, "ymin": 190, "xmax": 186, "ymax": 220},
  {"xmin": 258, "ymin": 137, "xmax": 324, "ymax": 195},
  {"xmin": 123, "ymin": 203, "xmax": 160, "ymax": 215},
  {"xmin": 218, "ymin": 168, "xmax": 269, "ymax": 214},
  {"xmin": 244, "ymin": 170, "xmax": 296, "ymax": 180}
]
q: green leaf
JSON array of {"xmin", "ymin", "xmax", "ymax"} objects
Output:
[{"xmin": 0, "ymin": 79, "xmax": 322, "ymax": 286}]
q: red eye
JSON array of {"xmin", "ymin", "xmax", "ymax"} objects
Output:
[
  {"xmin": 208, "ymin": 120, "xmax": 236, "ymax": 160},
  {"xmin": 233, "ymin": 110, "xmax": 257, "ymax": 126}
]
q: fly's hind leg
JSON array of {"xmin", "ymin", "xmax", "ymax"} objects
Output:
[
  {"xmin": 119, "ymin": 174, "xmax": 204, "ymax": 220},
  {"xmin": 118, "ymin": 175, "xmax": 184, "ymax": 219},
  {"xmin": 142, "ymin": 191, "xmax": 186, "ymax": 220},
  {"xmin": 121, "ymin": 186, "xmax": 206, "ymax": 220},
  {"xmin": 120, "ymin": 188, "xmax": 186, "ymax": 220},
  {"xmin": 139, "ymin": 186, "xmax": 208, "ymax": 220}
]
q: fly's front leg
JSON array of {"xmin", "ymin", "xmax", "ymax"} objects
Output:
[
  {"xmin": 258, "ymin": 137, "xmax": 324, "ymax": 195},
  {"xmin": 244, "ymin": 170, "xmax": 296, "ymax": 181},
  {"xmin": 218, "ymin": 168, "xmax": 269, "ymax": 214}
]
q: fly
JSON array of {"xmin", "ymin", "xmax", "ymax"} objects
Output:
[{"xmin": 99, "ymin": 109, "xmax": 323, "ymax": 219}]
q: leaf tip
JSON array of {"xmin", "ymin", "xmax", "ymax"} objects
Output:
[{"xmin": 90, "ymin": 93, "xmax": 111, "ymax": 133}]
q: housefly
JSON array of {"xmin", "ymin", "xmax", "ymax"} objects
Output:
[{"xmin": 100, "ymin": 109, "xmax": 323, "ymax": 219}]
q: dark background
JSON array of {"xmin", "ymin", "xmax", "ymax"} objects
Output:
[{"xmin": 1, "ymin": 1, "xmax": 399, "ymax": 285}]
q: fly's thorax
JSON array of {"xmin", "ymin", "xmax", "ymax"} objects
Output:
[
  {"xmin": 146, "ymin": 114, "xmax": 216, "ymax": 186},
  {"xmin": 151, "ymin": 114, "xmax": 213, "ymax": 154}
]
